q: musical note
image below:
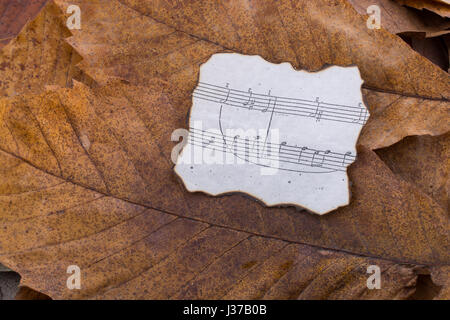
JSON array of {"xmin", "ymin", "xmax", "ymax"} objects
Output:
[
  {"xmin": 298, "ymin": 146, "xmax": 308, "ymax": 163},
  {"xmin": 262, "ymin": 90, "xmax": 277, "ymax": 113},
  {"xmin": 250, "ymin": 135, "xmax": 262, "ymax": 158},
  {"xmin": 231, "ymin": 135, "xmax": 240, "ymax": 156},
  {"xmin": 342, "ymin": 151, "xmax": 352, "ymax": 166},
  {"xmin": 309, "ymin": 97, "xmax": 321, "ymax": 120},
  {"xmin": 220, "ymin": 83, "xmax": 230, "ymax": 103},
  {"xmin": 278, "ymin": 141, "xmax": 288, "ymax": 154},
  {"xmin": 352, "ymin": 103, "xmax": 368, "ymax": 124},
  {"xmin": 311, "ymin": 150, "xmax": 320, "ymax": 167},
  {"xmin": 202, "ymin": 136, "xmax": 215, "ymax": 148},
  {"xmin": 264, "ymin": 139, "xmax": 273, "ymax": 158},
  {"xmin": 316, "ymin": 110, "xmax": 323, "ymax": 122},
  {"xmin": 361, "ymin": 105, "xmax": 369, "ymax": 123},
  {"xmin": 242, "ymin": 88, "xmax": 255, "ymax": 109},
  {"xmin": 311, "ymin": 150, "xmax": 330, "ymax": 167}
]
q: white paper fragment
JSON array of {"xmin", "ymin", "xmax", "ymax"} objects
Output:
[{"xmin": 174, "ymin": 53, "xmax": 370, "ymax": 215}]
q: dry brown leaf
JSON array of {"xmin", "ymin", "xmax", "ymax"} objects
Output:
[
  {"xmin": 430, "ymin": 266, "xmax": 450, "ymax": 299},
  {"xmin": 54, "ymin": 0, "xmax": 450, "ymax": 150},
  {"xmin": 358, "ymin": 88, "xmax": 449, "ymax": 149},
  {"xmin": 0, "ymin": 80, "xmax": 448, "ymax": 299},
  {"xmin": 348, "ymin": 0, "xmax": 450, "ymax": 38},
  {"xmin": 0, "ymin": 0, "xmax": 48, "ymax": 48},
  {"xmin": 15, "ymin": 286, "xmax": 51, "ymax": 300},
  {"xmin": 0, "ymin": 1, "xmax": 92, "ymax": 98},
  {"xmin": 376, "ymin": 133, "xmax": 449, "ymax": 211},
  {"xmin": 395, "ymin": 0, "xmax": 450, "ymax": 18}
]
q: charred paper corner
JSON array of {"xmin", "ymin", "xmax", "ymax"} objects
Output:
[{"xmin": 174, "ymin": 53, "xmax": 369, "ymax": 215}]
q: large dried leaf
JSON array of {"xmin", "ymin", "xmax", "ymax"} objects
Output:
[
  {"xmin": 0, "ymin": 80, "xmax": 448, "ymax": 299},
  {"xmin": 0, "ymin": 0, "xmax": 448, "ymax": 300},
  {"xmin": 54, "ymin": 0, "xmax": 450, "ymax": 150}
]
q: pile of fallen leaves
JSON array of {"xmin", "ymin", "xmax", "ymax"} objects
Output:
[{"xmin": 0, "ymin": 0, "xmax": 448, "ymax": 300}]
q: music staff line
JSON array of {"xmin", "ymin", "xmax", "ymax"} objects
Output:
[
  {"xmin": 194, "ymin": 86, "xmax": 366, "ymax": 124},
  {"xmin": 187, "ymin": 128, "xmax": 355, "ymax": 172},
  {"xmin": 196, "ymin": 93, "xmax": 366, "ymax": 125},
  {"xmin": 193, "ymin": 82, "xmax": 369, "ymax": 125},
  {"xmin": 198, "ymin": 82, "xmax": 365, "ymax": 111},
  {"xmin": 189, "ymin": 136, "xmax": 346, "ymax": 173},
  {"xmin": 191, "ymin": 127, "xmax": 356, "ymax": 164},
  {"xmin": 189, "ymin": 128, "xmax": 356, "ymax": 165}
]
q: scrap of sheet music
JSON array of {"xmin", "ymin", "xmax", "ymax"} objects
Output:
[{"xmin": 175, "ymin": 53, "xmax": 370, "ymax": 215}]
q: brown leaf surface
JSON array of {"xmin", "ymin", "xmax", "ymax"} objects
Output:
[
  {"xmin": 395, "ymin": 0, "xmax": 450, "ymax": 18},
  {"xmin": 54, "ymin": 0, "xmax": 450, "ymax": 150},
  {"xmin": 0, "ymin": 0, "xmax": 48, "ymax": 48},
  {"xmin": 348, "ymin": 0, "xmax": 450, "ymax": 38},
  {"xmin": 376, "ymin": 133, "xmax": 449, "ymax": 211},
  {"xmin": 431, "ymin": 266, "xmax": 450, "ymax": 299},
  {"xmin": 358, "ymin": 88, "xmax": 449, "ymax": 149},
  {"xmin": 15, "ymin": 287, "xmax": 51, "ymax": 300},
  {"xmin": 0, "ymin": 0, "xmax": 448, "ymax": 300},
  {"xmin": 0, "ymin": 1, "xmax": 92, "ymax": 98},
  {"xmin": 0, "ymin": 80, "xmax": 448, "ymax": 299}
]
